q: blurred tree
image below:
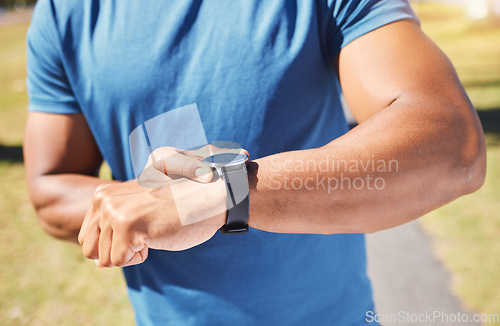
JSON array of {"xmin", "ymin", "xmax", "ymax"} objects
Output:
[
  {"xmin": 465, "ymin": 0, "xmax": 500, "ymax": 19},
  {"xmin": 0, "ymin": 0, "xmax": 36, "ymax": 9}
]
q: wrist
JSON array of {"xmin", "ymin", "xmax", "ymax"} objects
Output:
[
  {"xmin": 203, "ymin": 153, "xmax": 251, "ymax": 233},
  {"xmin": 246, "ymin": 161, "xmax": 259, "ymax": 229},
  {"xmin": 168, "ymin": 178, "xmax": 227, "ymax": 227}
]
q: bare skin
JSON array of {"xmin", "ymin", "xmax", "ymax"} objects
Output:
[{"xmin": 24, "ymin": 20, "xmax": 486, "ymax": 267}]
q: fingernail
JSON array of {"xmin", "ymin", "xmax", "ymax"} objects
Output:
[{"xmin": 195, "ymin": 167, "xmax": 212, "ymax": 182}]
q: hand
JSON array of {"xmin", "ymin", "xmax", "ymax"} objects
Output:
[
  {"xmin": 137, "ymin": 144, "xmax": 248, "ymax": 187},
  {"xmin": 78, "ymin": 145, "xmax": 243, "ymax": 268}
]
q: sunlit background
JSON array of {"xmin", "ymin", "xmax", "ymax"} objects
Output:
[{"xmin": 0, "ymin": 1, "xmax": 499, "ymax": 325}]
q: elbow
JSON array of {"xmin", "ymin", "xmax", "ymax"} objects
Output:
[
  {"xmin": 452, "ymin": 115, "xmax": 487, "ymax": 196},
  {"xmin": 27, "ymin": 176, "xmax": 81, "ymax": 242},
  {"xmin": 459, "ymin": 145, "xmax": 486, "ymax": 195},
  {"xmin": 34, "ymin": 206, "xmax": 80, "ymax": 242},
  {"xmin": 28, "ymin": 187, "xmax": 80, "ymax": 242}
]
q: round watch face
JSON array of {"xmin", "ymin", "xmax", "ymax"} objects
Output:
[{"xmin": 202, "ymin": 153, "xmax": 248, "ymax": 167}]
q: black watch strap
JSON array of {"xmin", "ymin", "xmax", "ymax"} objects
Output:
[{"xmin": 220, "ymin": 165, "xmax": 249, "ymax": 233}]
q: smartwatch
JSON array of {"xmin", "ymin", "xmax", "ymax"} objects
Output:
[{"xmin": 202, "ymin": 152, "xmax": 249, "ymax": 233}]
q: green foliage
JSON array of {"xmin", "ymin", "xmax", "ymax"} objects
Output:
[
  {"xmin": 0, "ymin": 22, "xmax": 134, "ymax": 325},
  {"xmin": 417, "ymin": 2, "xmax": 500, "ymax": 325},
  {"xmin": 0, "ymin": 0, "xmax": 36, "ymax": 9}
]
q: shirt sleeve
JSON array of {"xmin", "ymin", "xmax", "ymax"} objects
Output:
[
  {"xmin": 324, "ymin": 0, "xmax": 419, "ymax": 61},
  {"xmin": 26, "ymin": 0, "xmax": 81, "ymax": 114}
]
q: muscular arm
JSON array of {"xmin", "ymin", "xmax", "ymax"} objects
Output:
[
  {"xmin": 248, "ymin": 20, "xmax": 486, "ymax": 234},
  {"xmin": 24, "ymin": 113, "xmax": 116, "ymax": 242},
  {"xmin": 28, "ymin": 21, "xmax": 486, "ymax": 266}
]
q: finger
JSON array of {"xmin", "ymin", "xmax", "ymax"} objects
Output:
[
  {"xmin": 81, "ymin": 220, "xmax": 101, "ymax": 260},
  {"xmin": 80, "ymin": 199, "xmax": 102, "ymax": 259},
  {"xmin": 139, "ymin": 149, "xmax": 173, "ymax": 185},
  {"xmin": 79, "ymin": 184, "xmax": 109, "ymax": 244},
  {"xmin": 137, "ymin": 164, "xmax": 170, "ymax": 188},
  {"xmin": 122, "ymin": 245, "xmax": 149, "ymax": 267},
  {"xmin": 110, "ymin": 231, "xmax": 142, "ymax": 267},
  {"xmin": 78, "ymin": 203, "xmax": 93, "ymax": 245},
  {"xmin": 153, "ymin": 151, "xmax": 213, "ymax": 183},
  {"xmin": 96, "ymin": 222, "xmax": 114, "ymax": 268}
]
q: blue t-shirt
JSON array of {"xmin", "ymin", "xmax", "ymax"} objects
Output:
[{"xmin": 27, "ymin": 1, "xmax": 416, "ymax": 325}]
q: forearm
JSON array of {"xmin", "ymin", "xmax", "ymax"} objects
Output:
[
  {"xmin": 248, "ymin": 97, "xmax": 486, "ymax": 234},
  {"xmin": 29, "ymin": 174, "xmax": 117, "ymax": 242}
]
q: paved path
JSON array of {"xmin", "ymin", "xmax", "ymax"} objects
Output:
[{"xmin": 366, "ymin": 220, "xmax": 479, "ymax": 325}]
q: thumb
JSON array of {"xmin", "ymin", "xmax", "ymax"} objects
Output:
[{"xmin": 153, "ymin": 150, "xmax": 213, "ymax": 183}]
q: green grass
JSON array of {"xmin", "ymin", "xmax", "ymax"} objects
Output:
[
  {"xmin": 0, "ymin": 163, "xmax": 133, "ymax": 326},
  {"xmin": 416, "ymin": 2, "xmax": 500, "ymax": 325},
  {"xmin": 416, "ymin": 2, "xmax": 500, "ymax": 111},
  {"xmin": 0, "ymin": 24, "xmax": 29, "ymax": 145},
  {"xmin": 0, "ymin": 23, "xmax": 134, "ymax": 325}
]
